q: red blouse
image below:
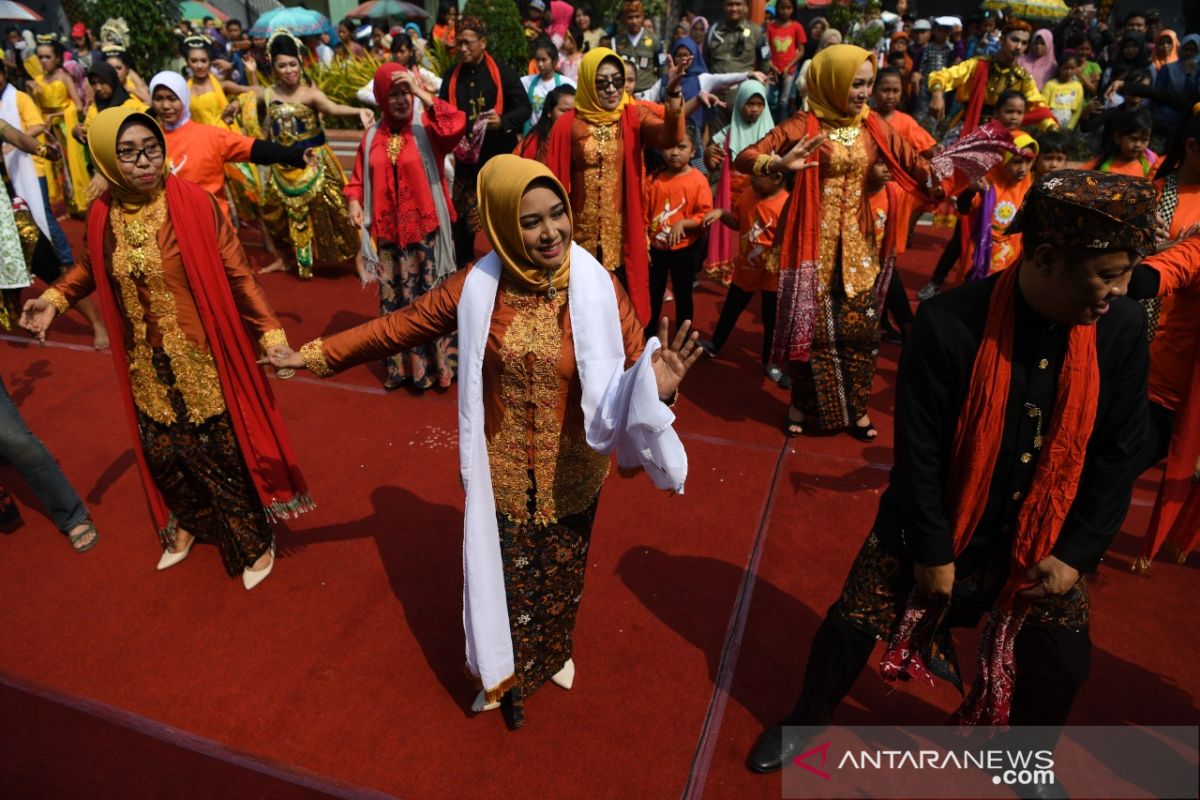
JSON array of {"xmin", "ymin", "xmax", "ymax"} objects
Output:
[{"xmin": 344, "ymin": 99, "xmax": 467, "ymax": 248}]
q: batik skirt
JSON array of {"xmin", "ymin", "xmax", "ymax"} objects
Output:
[
  {"xmin": 496, "ymin": 489, "xmax": 600, "ymax": 728},
  {"xmin": 377, "ymin": 237, "xmax": 457, "ymax": 390},
  {"xmin": 137, "ymin": 350, "xmax": 273, "ymax": 577},
  {"xmin": 789, "ymin": 285, "xmax": 881, "ymax": 432}
]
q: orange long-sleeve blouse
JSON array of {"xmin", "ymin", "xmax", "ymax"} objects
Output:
[{"xmin": 302, "ymin": 266, "xmax": 647, "ymax": 524}]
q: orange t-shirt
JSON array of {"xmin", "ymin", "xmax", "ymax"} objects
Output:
[
  {"xmin": 644, "ymin": 167, "xmax": 714, "ymax": 251},
  {"xmin": 731, "ymin": 187, "xmax": 788, "ymax": 293},
  {"xmin": 1148, "ymin": 183, "xmax": 1200, "ymax": 411},
  {"xmin": 957, "ymin": 169, "xmax": 1032, "ymax": 279},
  {"xmin": 868, "ymin": 185, "xmax": 890, "ymax": 251},
  {"xmin": 162, "ymin": 121, "xmax": 255, "ymax": 221},
  {"xmin": 880, "ymin": 111, "xmax": 937, "ymax": 254},
  {"xmin": 1083, "ymin": 151, "xmax": 1160, "ymax": 180}
]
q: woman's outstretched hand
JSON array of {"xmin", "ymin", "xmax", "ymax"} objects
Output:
[
  {"xmin": 258, "ymin": 346, "xmax": 305, "ymax": 372},
  {"xmin": 651, "ymin": 318, "xmax": 704, "ymax": 403},
  {"xmin": 775, "ymin": 133, "xmax": 826, "ymax": 172}
]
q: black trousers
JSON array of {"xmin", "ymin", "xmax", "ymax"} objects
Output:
[
  {"xmin": 647, "ymin": 241, "xmax": 704, "ymax": 337},
  {"xmin": 711, "ymin": 286, "xmax": 778, "ymax": 365},
  {"xmin": 884, "ymin": 269, "xmax": 914, "ymax": 330},
  {"xmin": 930, "ymin": 219, "xmax": 964, "ymax": 284},
  {"xmin": 787, "ymin": 605, "xmax": 1090, "ymax": 727}
]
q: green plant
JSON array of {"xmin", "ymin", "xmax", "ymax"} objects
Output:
[
  {"xmin": 80, "ymin": 0, "xmax": 181, "ymax": 74},
  {"xmin": 427, "ymin": 38, "xmax": 457, "ymax": 77},
  {"xmin": 461, "ymin": 0, "xmax": 528, "ymax": 72},
  {"xmin": 304, "ymin": 56, "xmax": 382, "ymax": 128}
]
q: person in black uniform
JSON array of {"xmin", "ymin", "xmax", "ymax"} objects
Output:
[
  {"xmin": 438, "ymin": 17, "xmax": 532, "ymax": 267},
  {"xmin": 748, "ymin": 171, "xmax": 1161, "ymax": 774}
]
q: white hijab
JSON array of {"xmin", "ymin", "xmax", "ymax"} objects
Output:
[
  {"xmin": 147, "ymin": 71, "xmax": 191, "ymax": 130},
  {"xmin": 0, "ymin": 82, "xmax": 48, "ymax": 239}
]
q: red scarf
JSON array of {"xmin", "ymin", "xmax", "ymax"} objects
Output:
[
  {"xmin": 962, "ymin": 60, "xmax": 991, "ymax": 135},
  {"xmin": 447, "ymin": 52, "xmax": 504, "ymax": 118},
  {"xmin": 544, "ymin": 106, "xmax": 651, "ymax": 323},
  {"xmin": 771, "ymin": 111, "xmax": 928, "ymax": 363},
  {"xmin": 880, "ymin": 265, "xmax": 1100, "ymax": 727},
  {"xmin": 1141, "ymin": 355, "xmax": 1200, "ymax": 565},
  {"xmin": 87, "ymin": 176, "xmax": 313, "ymax": 535}
]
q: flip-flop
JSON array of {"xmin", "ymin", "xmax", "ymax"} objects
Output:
[
  {"xmin": 68, "ymin": 522, "xmax": 99, "ymax": 553},
  {"xmin": 784, "ymin": 406, "xmax": 805, "ymax": 438}
]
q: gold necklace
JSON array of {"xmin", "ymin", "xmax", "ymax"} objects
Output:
[
  {"xmin": 386, "ymin": 133, "xmax": 404, "ymax": 165},
  {"xmin": 827, "ymin": 125, "xmax": 861, "ymax": 147}
]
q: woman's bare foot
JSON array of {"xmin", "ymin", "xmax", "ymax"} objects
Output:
[
  {"xmin": 257, "ymin": 258, "xmax": 288, "ymax": 275},
  {"xmin": 91, "ymin": 325, "xmax": 110, "ymax": 351},
  {"xmin": 168, "ymin": 528, "xmax": 195, "ymax": 553}
]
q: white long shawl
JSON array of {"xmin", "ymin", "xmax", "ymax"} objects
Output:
[{"xmin": 457, "ymin": 243, "xmax": 688, "ymax": 698}]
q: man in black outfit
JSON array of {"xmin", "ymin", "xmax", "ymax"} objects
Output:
[
  {"xmin": 748, "ymin": 172, "xmax": 1161, "ymax": 774},
  {"xmin": 438, "ymin": 17, "xmax": 531, "ymax": 267}
]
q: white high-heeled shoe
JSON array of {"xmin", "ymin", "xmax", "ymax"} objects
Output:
[
  {"xmin": 471, "ymin": 690, "xmax": 501, "ymax": 713},
  {"xmin": 551, "ymin": 658, "xmax": 575, "ymax": 690},
  {"xmin": 156, "ymin": 536, "xmax": 195, "ymax": 571},
  {"xmin": 242, "ymin": 543, "xmax": 275, "ymax": 591}
]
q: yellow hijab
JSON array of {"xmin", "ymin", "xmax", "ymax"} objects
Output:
[
  {"xmin": 807, "ymin": 44, "xmax": 876, "ymax": 128},
  {"xmin": 574, "ymin": 47, "xmax": 631, "ymax": 126},
  {"xmin": 88, "ymin": 107, "xmax": 168, "ymax": 207},
  {"xmin": 478, "ymin": 154, "xmax": 572, "ymax": 294}
]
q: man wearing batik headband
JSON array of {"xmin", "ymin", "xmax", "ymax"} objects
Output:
[
  {"xmin": 749, "ymin": 171, "xmax": 1164, "ymax": 773},
  {"xmin": 438, "ymin": 16, "xmax": 531, "ymax": 268}
]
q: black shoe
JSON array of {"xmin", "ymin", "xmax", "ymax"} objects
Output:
[{"xmin": 747, "ymin": 722, "xmax": 811, "ymax": 773}]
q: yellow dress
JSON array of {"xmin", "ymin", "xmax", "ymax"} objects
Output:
[
  {"xmin": 31, "ymin": 76, "xmax": 90, "ymax": 217},
  {"xmin": 259, "ymin": 93, "xmax": 357, "ymax": 277},
  {"xmin": 82, "ymin": 95, "xmax": 149, "ymax": 131},
  {"xmin": 187, "ymin": 74, "xmax": 231, "ymax": 128}
]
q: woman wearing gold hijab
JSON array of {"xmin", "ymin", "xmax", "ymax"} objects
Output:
[
  {"xmin": 543, "ymin": 46, "xmax": 689, "ymax": 323},
  {"xmin": 265, "ymin": 154, "xmax": 702, "ymax": 727},
  {"xmin": 735, "ymin": 44, "xmax": 939, "ymax": 440},
  {"xmin": 20, "ymin": 107, "xmax": 313, "ymax": 590}
]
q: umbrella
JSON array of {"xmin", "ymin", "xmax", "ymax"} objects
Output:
[
  {"xmin": 180, "ymin": 1, "xmax": 229, "ymax": 22},
  {"xmin": 980, "ymin": 0, "xmax": 1070, "ymax": 24},
  {"xmin": 248, "ymin": 7, "xmax": 333, "ymax": 38},
  {"xmin": 346, "ymin": 1, "xmax": 430, "ymax": 21},
  {"xmin": 0, "ymin": 1, "xmax": 41, "ymax": 21}
]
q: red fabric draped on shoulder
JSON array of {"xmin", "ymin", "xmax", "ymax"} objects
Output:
[
  {"xmin": 86, "ymin": 176, "xmax": 313, "ymax": 534},
  {"xmin": 962, "ymin": 60, "xmax": 990, "ymax": 135},
  {"xmin": 771, "ymin": 111, "xmax": 927, "ymax": 364},
  {"xmin": 543, "ymin": 107, "xmax": 651, "ymax": 323}
]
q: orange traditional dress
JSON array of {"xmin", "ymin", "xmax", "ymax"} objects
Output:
[
  {"xmin": 878, "ymin": 109, "xmax": 937, "ymax": 254},
  {"xmin": 957, "ymin": 167, "xmax": 1033, "ymax": 280}
]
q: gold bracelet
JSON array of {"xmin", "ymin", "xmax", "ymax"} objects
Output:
[
  {"xmin": 40, "ymin": 287, "xmax": 69, "ymax": 314},
  {"xmin": 259, "ymin": 328, "xmax": 289, "ymax": 350},
  {"xmin": 299, "ymin": 338, "xmax": 334, "ymax": 378}
]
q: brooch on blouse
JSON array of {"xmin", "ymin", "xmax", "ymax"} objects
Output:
[
  {"xmin": 827, "ymin": 125, "xmax": 861, "ymax": 147},
  {"xmin": 386, "ymin": 133, "xmax": 404, "ymax": 165}
]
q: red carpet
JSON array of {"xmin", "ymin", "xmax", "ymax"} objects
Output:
[{"xmin": 0, "ymin": 220, "xmax": 1196, "ymax": 799}]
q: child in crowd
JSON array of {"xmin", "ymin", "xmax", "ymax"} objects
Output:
[
  {"xmin": 765, "ymin": 0, "xmax": 806, "ymax": 121},
  {"xmin": 520, "ymin": 39, "xmax": 575, "ymax": 132},
  {"xmin": 1086, "ymin": 107, "xmax": 1159, "ymax": 178},
  {"xmin": 957, "ymin": 133, "xmax": 1039, "ymax": 280},
  {"xmin": 704, "ymin": 80, "xmax": 774, "ymax": 285},
  {"xmin": 644, "ymin": 126, "xmax": 714, "ymax": 338},
  {"xmin": 516, "ymin": 84, "xmax": 575, "ymax": 161},
  {"xmin": 1043, "ymin": 54, "xmax": 1085, "ymax": 130},
  {"xmin": 872, "ymin": 67, "xmax": 936, "ymax": 253},
  {"xmin": 697, "ymin": 169, "xmax": 789, "ymax": 385},
  {"xmin": 919, "ymin": 91, "xmax": 1029, "ymax": 300},
  {"xmin": 1066, "ymin": 34, "xmax": 1102, "ymax": 96},
  {"xmin": 864, "ymin": 156, "xmax": 909, "ymax": 344},
  {"xmin": 1032, "ymin": 130, "xmax": 1070, "ymax": 176}
]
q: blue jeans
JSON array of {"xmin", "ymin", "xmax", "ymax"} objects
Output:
[
  {"xmin": 38, "ymin": 176, "xmax": 74, "ymax": 267},
  {"xmin": 0, "ymin": 376, "xmax": 88, "ymax": 532}
]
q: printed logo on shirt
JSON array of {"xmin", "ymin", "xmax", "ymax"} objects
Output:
[
  {"xmin": 993, "ymin": 200, "xmax": 1018, "ymax": 227},
  {"xmin": 772, "ymin": 34, "xmax": 794, "ymax": 54},
  {"xmin": 651, "ymin": 196, "xmax": 687, "ymax": 246}
]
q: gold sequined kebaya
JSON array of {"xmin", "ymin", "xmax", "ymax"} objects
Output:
[
  {"xmin": 573, "ymin": 122, "xmax": 624, "ymax": 270},
  {"xmin": 817, "ymin": 126, "xmax": 878, "ymax": 299},
  {"xmin": 487, "ymin": 287, "xmax": 610, "ymax": 525}
]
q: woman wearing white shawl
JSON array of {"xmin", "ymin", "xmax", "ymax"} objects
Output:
[{"xmin": 263, "ymin": 154, "xmax": 702, "ymax": 727}]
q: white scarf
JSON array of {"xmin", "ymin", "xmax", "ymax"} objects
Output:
[
  {"xmin": 0, "ymin": 84, "xmax": 49, "ymax": 239},
  {"xmin": 148, "ymin": 71, "xmax": 191, "ymax": 131},
  {"xmin": 457, "ymin": 244, "xmax": 688, "ymax": 698}
]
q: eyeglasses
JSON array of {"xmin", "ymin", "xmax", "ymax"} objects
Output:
[
  {"xmin": 594, "ymin": 75, "xmax": 625, "ymax": 91},
  {"xmin": 457, "ymin": 37, "xmax": 481, "ymax": 49},
  {"xmin": 115, "ymin": 143, "xmax": 164, "ymax": 163}
]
